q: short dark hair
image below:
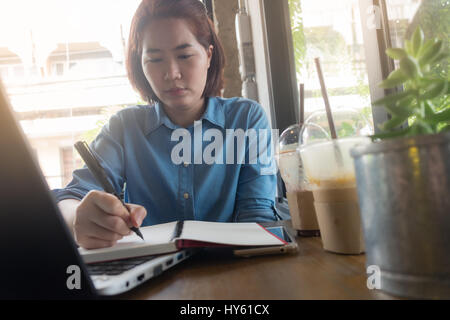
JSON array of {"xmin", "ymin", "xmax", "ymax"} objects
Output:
[{"xmin": 126, "ymin": 0, "xmax": 226, "ymax": 103}]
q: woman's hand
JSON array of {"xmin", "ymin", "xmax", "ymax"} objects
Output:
[{"xmin": 73, "ymin": 190, "xmax": 147, "ymax": 249}]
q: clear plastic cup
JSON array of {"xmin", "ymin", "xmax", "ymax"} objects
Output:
[
  {"xmin": 276, "ymin": 124, "xmax": 320, "ymax": 236},
  {"xmin": 298, "ymin": 137, "xmax": 371, "ymax": 253}
]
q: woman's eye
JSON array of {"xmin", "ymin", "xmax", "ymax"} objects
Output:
[
  {"xmin": 145, "ymin": 58, "xmax": 162, "ymax": 63},
  {"xmin": 179, "ymin": 54, "xmax": 193, "ymax": 60}
]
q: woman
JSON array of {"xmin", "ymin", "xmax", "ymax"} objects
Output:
[{"xmin": 53, "ymin": 0, "xmax": 279, "ymax": 249}]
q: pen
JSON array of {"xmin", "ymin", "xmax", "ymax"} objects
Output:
[{"xmin": 74, "ymin": 141, "xmax": 144, "ymax": 240}]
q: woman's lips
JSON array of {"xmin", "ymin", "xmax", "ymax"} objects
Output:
[{"xmin": 166, "ymin": 88, "xmax": 187, "ymax": 96}]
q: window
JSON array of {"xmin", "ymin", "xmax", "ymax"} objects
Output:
[
  {"xmin": 0, "ymin": 0, "xmax": 142, "ymax": 189},
  {"xmin": 60, "ymin": 146, "xmax": 83, "ymax": 187},
  {"xmin": 267, "ymin": 0, "xmax": 448, "ymax": 139},
  {"xmin": 53, "ymin": 62, "xmax": 64, "ymax": 76},
  {"xmin": 262, "ymin": 0, "xmax": 449, "ymax": 202},
  {"xmin": 13, "ymin": 65, "xmax": 25, "ymax": 77},
  {"xmin": 385, "ymin": 0, "xmax": 450, "ymax": 115},
  {"xmin": 288, "ymin": 0, "xmax": 374, "ymax": 137}
]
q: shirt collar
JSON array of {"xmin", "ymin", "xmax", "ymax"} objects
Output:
[
  {"xmin": 145, "ymin": 97, "xmax": 225, "ymax": 134},
  {"xmin": 201, "ymin": 97, "xmax": 226, "ymax": 129}
]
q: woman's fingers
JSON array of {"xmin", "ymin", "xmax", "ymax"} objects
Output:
[
  {"xmin": 89, "ymin": 212, "xmax": 131, "ymax": 236},
  {"xmin": 126, "ymin": 203, "xmax": 147, "ymax": 228},
  {"xmin": 74, "ymin": 190, "xmax": 147, "ymax": 249},
  {"xmin": 84, "ymin": 219, "xmax": 126, "ymax": 241},
  {"xmin": 80, "ymin": 236, "xmax": 118, "ymax": 250},
  {"xmin": 89, "ymin": 191, "xmax": 130, "ymax": 221}
]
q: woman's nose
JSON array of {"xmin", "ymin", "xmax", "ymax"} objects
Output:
[{"xmin": 164, "ymin": 61, "xmax": 181, "ymax": 81}]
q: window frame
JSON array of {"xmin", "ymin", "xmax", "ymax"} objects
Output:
[
  {"xmin": 203, "ymin": 0, "xmax": 214, "ymax": 21},
  {"xmin": 262, "ymin": 0, "xmax": 299, "ymax": 134},
  {"xmin": 359, "ymin": 0, "xmax": 408, "ymax": 132}
]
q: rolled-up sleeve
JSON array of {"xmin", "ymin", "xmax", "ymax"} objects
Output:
[
  {"xmin": 52, "ymin": 113, "xmax": 126, "ymax": 203},
  {"xmin": 233, "ymin": 104, "xmax": 279, "ymax": 222}
]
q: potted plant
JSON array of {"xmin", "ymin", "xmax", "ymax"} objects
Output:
[{"xmin": 350, "ymin": 26, "xmax": 450, "ymax": 299}]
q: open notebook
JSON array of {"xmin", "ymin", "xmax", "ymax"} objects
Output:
[{"xmin": 80, "ymin": 220, "xmax": 287, "ymax": 263}]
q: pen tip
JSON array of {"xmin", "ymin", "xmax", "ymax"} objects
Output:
[{"xmin": 131, "ymin": 227, "xmax": 144, "ymax": 240}]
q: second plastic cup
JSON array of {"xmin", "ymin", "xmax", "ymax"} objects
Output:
[
  {"xmin": 277, "ymin": 124, "xmax": 320, "ymax": 236},
  {"xmin": 299, "ymin": 137, "xmax": 371, "ymax": 254}
]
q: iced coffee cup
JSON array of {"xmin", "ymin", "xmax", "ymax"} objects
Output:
[
  {"xmin": 276, "ymin": 125, "xmax": 319, "ymax": 236},
  {"xmin": 298, "ymin": 137, "xmax": 371, "ymax": 254}
]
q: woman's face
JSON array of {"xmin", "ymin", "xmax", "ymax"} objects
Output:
[{"xmin": 141, "ymin": 18, "xmax": 213, "ymax": 110}]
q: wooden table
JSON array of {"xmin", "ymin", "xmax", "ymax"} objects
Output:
[{"xmin": 120, "ymin": 220, "xmax": 395, "ymax": 299}]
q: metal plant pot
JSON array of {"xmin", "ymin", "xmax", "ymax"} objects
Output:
[{"xmin": 350, "ymin": 132, "xmax": 450, "ymax": 299}]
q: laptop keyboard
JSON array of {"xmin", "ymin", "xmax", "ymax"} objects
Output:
[{"xmin": 86, "ymin": 256, "xmax": 157, "ymax": 276}]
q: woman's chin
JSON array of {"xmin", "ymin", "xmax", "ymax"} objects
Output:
[{"xmin": 161, "ymin": 95, "xmax": 202, "ymax": 110}]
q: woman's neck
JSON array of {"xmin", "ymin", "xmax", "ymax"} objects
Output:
[{"xmin": 162, "ymin": 98, "xmax": 207, "ymax": 128}]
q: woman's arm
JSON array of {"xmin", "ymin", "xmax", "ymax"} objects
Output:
[
  {"xmin": 233, "ymin": 103, "xmax": 279, "ymax": 222},
  {"xmin": 52, "ymin": 110, "xmax": 146, "ymax": 248},
  {"xmin": 57, "ymin": 198, "xmax": 81, "ymax": 237}
]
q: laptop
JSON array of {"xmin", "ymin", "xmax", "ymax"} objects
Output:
[{"xmin": 0, "ymin": 80, "xmax": 194, "ymax": 299}]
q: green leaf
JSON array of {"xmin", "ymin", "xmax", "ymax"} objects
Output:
[
  {"xmin": 370, "ymin": 127, "xmax": 411, "ymax": 141},
  {"xmin": 424, "ymin": 100, "xmax": 436, "ymax": 118},
  {"xmin": 383, "ymin": 114, "xmax": 409, "ymax": 131},
  {"xmin": 418, "ymin": 77, "xmax": 439, "ymax": 86},
  {"xmin": 411, "ymin": 121, "xmax": 435, "ymax": 135},
  {"xmin": 379, "ymin": 69, "xmax": 408, "ymax": 89},
  {"xmin": 421, "ymin": 80, "xmax": 448, "ymax": 100},
  {"xmin": 387, "ymin": 69, "xmax": 407, "ymax": 81},
  {"xmin": 418, "ymin": 101, "xmax": 437, "ymax": 121},
  {"xmin": 421, "ymin": 123, "xmax": 435, "ymax": 134},
  {"xmin": 396, "ymin": 94, "xmax": 416, "ymax": 108},
  {"xmin": 405, "ymin": 40, "xmax": 413, "ymax": 55},
  {"xmin": 429, "ymin": 51, "xmax": 450, "ymax": 64},
  {"xmin": 417, "ymin": 39, "xmax": 437, "ymax": 58},
  {"xmin": 386, "ymin": 48, "xmax": 407, "ymax": 60},
  {"xmin": 384, "ymin": 103, "xmax": 413, "ymax": 118},
  {"xmin": 400, "ymin": 56, "xmax": 420, "ymax": 78},
  {"xmin": 384, "ymin": 94, "xmax": 415, "ymax": 118},
  {"xmin": 438, "ymin": 123, "xmax": 450, "ymax": 133},
  {"xmin": 412, "ymin": 27, "xmax": 424, "ymax": 56},
  {"xmin": 372, "ymin": 89, "xmax": 414, "ymax": 106},
  {"xmin": 379, "ymin": 78, "xmax": 403, "ymax": 89},
  {"xmin": 430, "ymin": 108, "xmax": 450, "ymax": 123},
  {"xmin": 419, "ymin": 40, "xmax": 443, "ymax": 67}
]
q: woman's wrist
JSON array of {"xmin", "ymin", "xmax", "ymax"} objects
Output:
[{"xmin": 57, "ymin": 198, "xmax": 81, "ymax": 237}]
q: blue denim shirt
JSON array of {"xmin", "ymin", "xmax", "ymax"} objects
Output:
[{"xmin": 52, "ymin": 97, "xmax": 279, "ymax": 226}]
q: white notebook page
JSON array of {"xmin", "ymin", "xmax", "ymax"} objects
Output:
[{"xmin": 180, "ymin": 221, "xmax": 285, "ymax": 246}]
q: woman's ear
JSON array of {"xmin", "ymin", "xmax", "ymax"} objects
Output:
[{"xmin": 207, "ymin": 45, "xmax": 214, "ymax": 68}]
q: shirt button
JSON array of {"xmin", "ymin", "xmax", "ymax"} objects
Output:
[
  {"xmin": 183, "ymin": 162, "xmax": 189, "ymax": 167},
  {"xmin": 183, "ymin": 192, "xmax": 189, "ymax": 199}
]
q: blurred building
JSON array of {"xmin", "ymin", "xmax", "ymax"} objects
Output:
[{"xmin": 1, "ymin": 41, "xmax": 139, "ymax": 188}]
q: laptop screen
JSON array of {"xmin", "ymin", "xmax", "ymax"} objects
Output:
[{"xmin": 0, "ymin": 80, "xmax": 96, "ymax": 299}]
